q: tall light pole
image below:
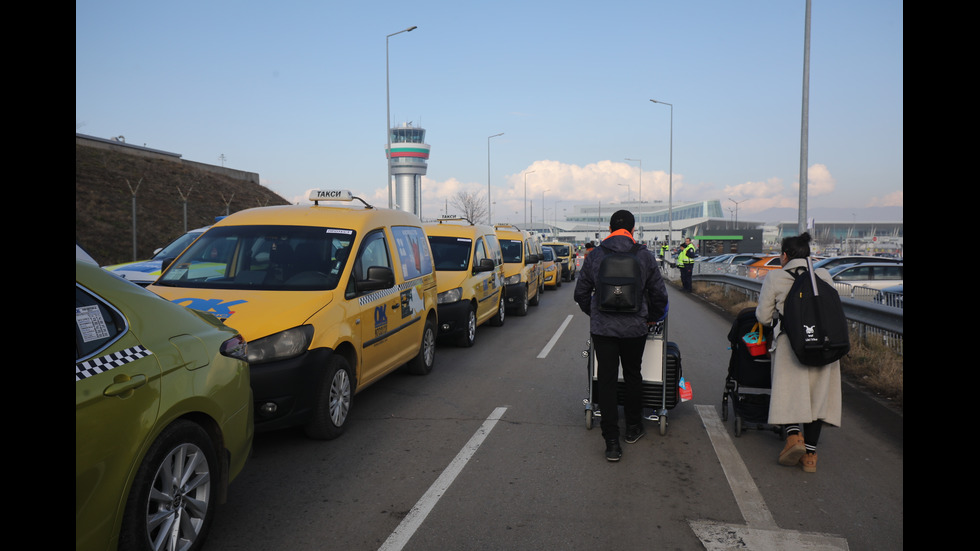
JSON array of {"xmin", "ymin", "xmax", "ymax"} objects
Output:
[
  {"xmin": 798, "ymin": 0, "xmax": 812, "ymax": 236},
  {"xmin": 523, "ymin": 169, "xmax": 535, "ymax": 227},
  {"xmin": 650, "ymin": 99, "xmax": 672, "ymax": 247},
  {"xmin": 625, "ymin": 157, "xmax": 642, "ymax": 202},
  {"xmin": 541, "ymin": 188, "xmax": 549, "ymax": 227},
  {"xmin": 487, "ymin": 132, "xmax": 504, "ymax": 224},
  {"xmin": 729, "ymin": 197, "xmax": 743, "ymax": 230},
  {"xmin": 386, "ymin": 25, "xmax": 417, "ymax": 208}
]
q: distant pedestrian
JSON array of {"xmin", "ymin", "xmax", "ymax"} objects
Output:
[{"xmin": 677, "ymin": 237, "xmax": 697, "ymax": 292}]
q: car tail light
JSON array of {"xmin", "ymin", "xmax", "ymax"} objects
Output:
[{"xmin": 220, "ymin": 334, "xmax": 248, "ymax": 361}]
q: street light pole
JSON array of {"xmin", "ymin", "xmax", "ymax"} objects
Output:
[
  {"xmin": 386, "ymin": 25, "xmax": 417, "ymax": 209},
  {"xmin": 523, "ymin": 169, "xmax": 535, "ymax": 228},
  {"xmin": 625, "ymin": 157, "xmax": 641, "ymax": 202},
  {"xmin": 650, "ymin": 99, "xmax": 672, "ymax": 247},
  {"xmin": 729, "ymin": 197, "xmax": 743, "ymax": 230},
  {"xmin": 798, "ymin": 0, "xmax": 812, "ymax": 236},
  {"xmin": 487, "ymin": 132, "xmax": 504, "ymax": 224}
]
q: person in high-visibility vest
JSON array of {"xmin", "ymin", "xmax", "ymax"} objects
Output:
[
  {"xmin": 677, "ymin": 237, "xmax": 697, "ymax": 292},
  {"xmin": 659, "ymin": 242, "xmax": 669, "ymax": 269}
]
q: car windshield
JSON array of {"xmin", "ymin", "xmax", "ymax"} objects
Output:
[
  {"xmin": 155, "ymin": 225, "xmax": 355, "ymax": 290},
  {"xmin": 499, "ymin": 239, "xmax": 523, "ymax": 263},
  {"xmin": 542, "ymin": 247, "xmax": 555, "ymax": 261},
  {"xmin": 550, "ymin": 245, "xmax": 569, "ymax": 256},
  {"xmin": 152, "ymin": 230, "xmax": 206, "ymax": 260},
  {"xmin": 428, "ymin": 236, "xmax": 473, "ymax": 271}
]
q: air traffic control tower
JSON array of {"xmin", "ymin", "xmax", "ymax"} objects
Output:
[{"xmin": 386, "ymin": 122, "xmax": 430, "ymax": 217}]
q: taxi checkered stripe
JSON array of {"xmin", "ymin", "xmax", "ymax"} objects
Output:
[
  {"xmin": 357, "ymin": 277, "xmax": 423, "ymax": 306},
  {"xmin": 75, "ymin": 346, "xmax": 153, "ymax": 382}
]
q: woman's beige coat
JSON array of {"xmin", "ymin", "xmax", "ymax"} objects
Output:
[{"xmin": 755, "ymin": 257, "xmax": 842, "ymax": 427}]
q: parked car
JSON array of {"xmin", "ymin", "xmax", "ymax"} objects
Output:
[
  {"xmin": 828, "ymin": 262, "xmax": 904, "ymax": 294},
  {"xmin": 541, "ymin": 241, "xmax": 577, "ymax": 281},
  {"xmin": 104, "ymin": 226, "xmax": 210, "ymax": 286},
  {"xmin": 76, "ymin": 259, "xmax": 252, "ymax": 551},
  {"xmin": 425, "ymin": 217, "xmax": 506, "ymax": 346},
  {"xmin": 875, "ymin": 283, "xmax": 903, "ymax": 308},
  {"xmin": 813, "ymin": 255, "xmax": 903, "ymax": 271},
  {"xmin": 541, "ymin": 246, "xmax": 561, "ymax": 289},
  {"xmin": 745, "ymin": 255, "xmax": 783, "ymax": 279},
  {"xmin": 149, "ymin": 190, "xmax": 439, "ymax": 440},
  {"xmin": 494, "ymin": 224, "xmax": 542, "ymax": 316}
]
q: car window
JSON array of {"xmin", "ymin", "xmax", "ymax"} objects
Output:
[
  {"xmin": 834, "ymin": 266, "xmax": 870, "ymax": 281},
  {"xmin": 485, "ymin": 235, "xmax": 503, "ymax": 266},
  {"xmin": 76, "ymin": 284, "xmax": 127, "ymax": 362},
  {"xmin": 875, "ymin": 265, "xmax": 903, "ymax": 280},
  {"xmin": 552, "ymin": 245, "xmax": 569, "ymax": 256},
  {"xmin": 156, "ymin": 225, "xmax": 355, "ymax": 291},
  {"xmin": 500, "ymin": 239, "xmax": 523, "ymax": 263},
  {"xmin": 152, "ymin": 230, "xmax": 205, "ymax": 260},
  {"xmin": 542, "ymin": 247, "xmax": 555, "ymax": 261},
  {"xmin": 353, "ymin": 229, "xmax": 392, "ymax": 281},
  {"xmin": 428, "ymin": 236, "xmax": 472, "ymax": 271},
  {"xmin": 390, "ymin": 225, "xmax": 433, "ymax": 280},
  {"xmin": 473, "ymin": 237, "xmax": 487, "ymax": 266}
]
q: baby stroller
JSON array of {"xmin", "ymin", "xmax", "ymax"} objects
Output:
[{"xmin": 721, "ymin": 308, "xmax": 781, "ymax": 437}]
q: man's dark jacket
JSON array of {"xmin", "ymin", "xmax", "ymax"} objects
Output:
[{"xmin": 574, "ymin": 234, "xmax": 669, "ymax": 338}]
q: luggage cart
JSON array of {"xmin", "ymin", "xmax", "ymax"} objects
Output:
[
  {"xmin": 721, "ymin": 308, "xmax": 783, "ymax": 438},
  {"xmin": 582, "ymin": 320, "xmax": 682, "ymax": 436}
]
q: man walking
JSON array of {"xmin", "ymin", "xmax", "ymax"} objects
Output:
[{"xmin": 574, "ymin": 210, "xmax": 669, "ymax": 462}]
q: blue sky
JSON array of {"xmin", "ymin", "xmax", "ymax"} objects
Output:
[{"xmin": 76, "ymin": 1, "xmax": 903, "ymax": 224}]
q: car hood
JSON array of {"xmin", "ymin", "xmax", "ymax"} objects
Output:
[
  {"xmin": 434, "ymin": 270, "xmax": 469, "ymax": 292},
  {"xmin": 149, "ymin": 286, "xmax": 334, "ymax": 341},
  {"xmin": 104, "ymin": 260, "xmax": 164, "ymax": 283}
]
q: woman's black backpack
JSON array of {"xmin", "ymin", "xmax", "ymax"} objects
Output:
[{"xmin": 781, "ymin": 258, "xmax": 850, "ymax": 366}]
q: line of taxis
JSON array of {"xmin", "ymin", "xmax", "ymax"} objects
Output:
[{"xmin": 76, "ymin": 190, "xmax": 569, "ymax": 550}]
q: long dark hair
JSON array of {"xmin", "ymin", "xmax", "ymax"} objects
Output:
[{"xmin": 781, "ymin": 232, "xmax": 812, "ymax": 260}]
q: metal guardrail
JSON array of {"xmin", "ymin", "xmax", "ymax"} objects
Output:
[{"xmin": 671, "ymin": 263, "xmax": 903, "ymax": 355}]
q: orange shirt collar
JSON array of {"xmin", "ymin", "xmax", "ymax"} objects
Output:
[{"xmin": 606, "ymin": 229, "xmax": 635, "ymax": 241}]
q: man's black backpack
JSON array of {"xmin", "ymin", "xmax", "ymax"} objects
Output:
[
  {"xmin": 781, "ymin": 258, "xmax": 850, "ymax": 366},
  {"xmin": 597, "ymin": 243, "xmax": 643, "ymax": 313}
]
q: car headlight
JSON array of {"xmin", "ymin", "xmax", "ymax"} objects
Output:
[
  {"xmin": 247, "ymin": 325, "xmax": 314, "ymax": 364},
  {"xmin": 504, "ymin": 274, "xmax": 522, "ymax": 285},
  {"xmin": 438, "ymin": 287, "xmax": 463, "ymax": 304}
]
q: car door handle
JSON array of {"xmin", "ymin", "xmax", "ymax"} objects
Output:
[{"xmin": 104, "ymin": 374, "xmax": 147, "ymax": 397}]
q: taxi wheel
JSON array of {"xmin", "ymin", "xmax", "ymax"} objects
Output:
[
  {"xmin": 514, "ymin": 289, "xmax": 529, "ymax": 316},
  {"xmin": 529, "ymin": 286, "xmax": 540, "ymax": 306},
  {"xmin": 406, "ymin": 317, "xmax": 436, "ymax": 375},
  {"xmin": 120, "ymin": 420, "xmax": 217, "ymax": 551},
  {"xmin": 489, "ymin": 297, "xmax": 506, "ymax": 326},
  {"xmin": 305, "ymin": 356, "xmax": 353, "ymax": 440},
  {"xmin": 457, "ymin": 305, "xmax": 477, "ymax": 347}
]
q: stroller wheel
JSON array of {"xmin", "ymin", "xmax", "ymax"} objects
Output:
[
  {"xmin": 585, "ymin": 410, "xmax": 594, "ymax": 430},
  {"xmin": 735, "ymin": 416, "xmax": 743, "ymax": 437}
]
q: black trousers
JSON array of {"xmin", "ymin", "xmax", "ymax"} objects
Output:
[
  {"xmin": 680, "ymin": 264, "xmax": 693, "ymax": 291},
  {"xmin": 593, "ymin": 334, "xmax": 647, "ymax": 441}
]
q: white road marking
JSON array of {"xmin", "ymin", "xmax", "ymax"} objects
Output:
[
  {"xmin": 692, "ymin": 405, "xmax": 849, "ymax": 550},
  {"xmin": 378, "ymin": 407, "xmax": 508, "ymax": 551},
  {"xmin": 537, "ymin": 314, "xmax": 573, "ymax": 358}
]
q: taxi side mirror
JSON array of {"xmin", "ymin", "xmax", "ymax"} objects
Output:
[
  {"xmin": 356, "ymin": 266, "xmax": 395, "ymax": 292},
  {"xmin": 525, "ymin": 254, "xmax": 539, "ymax": 264},
  {"xmin": 473, "ymin": 258, "xmax": 495, "ymax": 273}
]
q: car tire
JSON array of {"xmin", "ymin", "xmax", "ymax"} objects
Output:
[
  {"xmin": 119, "ymin": 420, "xmax": 218, "ymax": 551},
  {"xmin": 489, "ymin": 296, "xmax": 506, "ymax": 326},
  {"xmin": 515, "ymin": 287, "xmax": 529, "ymax": 316},
  {"xmin": 457, "ymin": 305, "xmax": 477, "ymax": 347},
  {"xmin": 406, "ymin": 317, "xmax": 436, "ymax": 375},
  {"xmin": 529, "ymin": 285, "xmax": 540, "ymax": 306},
  {"xmin": 305, "ymin": 355, "xmax": 353, "ymax": 440}
]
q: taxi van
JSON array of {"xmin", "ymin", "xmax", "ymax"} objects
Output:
[
  {"xmin": 542, "ymin": 240, "xmax": 577, "ymax": 281},
  {"xmin": 540, "ymin": 245, "xmax": 562, "ymax": 289},
  {"xmin": 149, "ymin": 190, "xmax": 438, "ymax": 440},
  {"xmin": 494, "ymin": 224, "xmax": 542, "ymax": 316},
  {"xmin": 423, "ymin": 217, "xmax": 505, "ymax": 347}
]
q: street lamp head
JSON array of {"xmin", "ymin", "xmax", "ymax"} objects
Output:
[{"xmin": 406, "ymin": 26, "xmax": 417, "ymax": 32}]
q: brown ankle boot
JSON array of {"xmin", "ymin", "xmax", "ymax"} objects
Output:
[
  {"xmin": 801, "ymin": 452, "xmax": 817, "ymax": 473},
  {"xmin": 778, "ymin": 434, "xmax": 805, "ymax": 466}
]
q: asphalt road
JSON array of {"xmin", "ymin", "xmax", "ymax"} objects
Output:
[{"xmin": 206, "ymin": 281, "xmax": 903, "ymax": 551}]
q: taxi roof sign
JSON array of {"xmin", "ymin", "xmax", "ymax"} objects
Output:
[{"xmin": 309, "ymin": 189, "xmax": 354, "ymax": 202}]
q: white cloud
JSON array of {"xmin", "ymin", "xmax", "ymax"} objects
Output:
[{"xmin": 867, "ymin": 190, "xmax": 903, "ymax": 207}]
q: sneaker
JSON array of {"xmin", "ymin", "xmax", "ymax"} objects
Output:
[
  {"xmin": 605, "ymin": 438, "xmax": 622, "ymax": 462},
  {"xmin": 625, "ymin": 424, "xmax": 646, "ymax": 444},
  {"xmin": 801, "ymin": 452, "xmax": 817, "ymax": 473},
  {"xmin": 778, "ymin": 434, "xmax": 805, "ymax": 466}
]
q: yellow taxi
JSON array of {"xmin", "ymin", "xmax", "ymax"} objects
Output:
[
  {"xmin": 423, "ymin": 217, "xmax": 505, "ymax": 347},
  {"xmin": 542, "ymin": 240, "xmax": 577, "ymax": 281},
  {"xmin": 541, "ymin": 245, "xmax": 562, "ymax": 289},
  {"xmin": 494, "ymin": 224, "xmax": 542, "ymax": 316},
  {"xmin": 149, "ymin": 190, "xmax": 439, "ymax": 440}
]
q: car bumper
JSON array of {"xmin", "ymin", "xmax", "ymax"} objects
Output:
[
  {"xmin": 436, "ymin": 300, "xmax": 471, "ymax": 338},
  {"xmin": 250, "ymin": 347, "xmax": 336, "ymax": 432},
  {"xmin": 504, "ymin": 282, "xmax": 528, "ymax": 309}
]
